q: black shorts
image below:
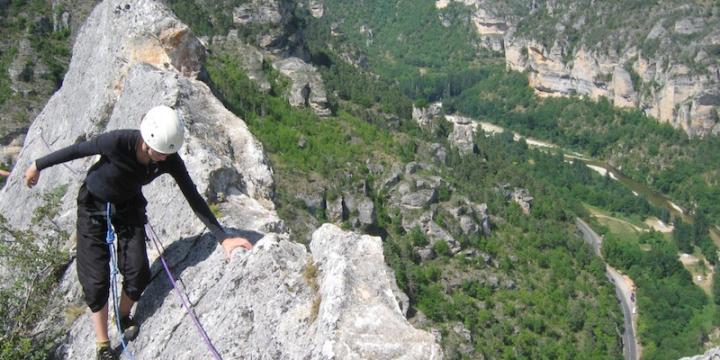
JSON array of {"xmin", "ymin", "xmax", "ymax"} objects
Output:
[{"xmin": 76, "ymin": 183, "xmax": 150, "ymax": 312}]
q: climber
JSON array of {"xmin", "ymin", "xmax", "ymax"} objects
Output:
[{"xmin": 23, "ymin": 105, "xmax": 253, "ymax": 360}]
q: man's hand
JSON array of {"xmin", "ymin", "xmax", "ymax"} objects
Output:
[
  {"xmin": 24, "ymin": 162, "xmax": 40, "ymax": 188},
  {"xmin": 221, "ymin": 237, "xmax": 253, "ymax": 260}
]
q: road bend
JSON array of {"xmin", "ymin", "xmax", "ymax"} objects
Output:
[{"xmin": 576, "ymin": 218, "xmax": 638, "ymax": 360}]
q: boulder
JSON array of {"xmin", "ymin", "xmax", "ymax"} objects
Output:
[
  {"xmin": 308, "ymin": 0, "xmax": 324, "ymax": 18},
  {"xmin": 326, "ymin": 196, "xmax": 346, "ymax": 223},
  {"xmin": 357, "ymin": 198, "xmax": 376, "ymax": 226},
  {"xmin": 412, "ymin": 102, "xmax": 443, "ymax": 128},
  {"xmin": 273, "ymin": 57, "xmax": 332, "ymax": 116},
  {"xmin": 310, "ymin": 224, "xmax": 443, "ymax": 359},
  {"xmin": 430, "ymin": 143, "xmax": 449, "ymax": 165},
  {"xmin": 401, "ymin": 189, "xmax": 438, "ymax": 208},
  {"xmin": 445, "ymin": 115, "xmax": 478, "ymax": 155}
]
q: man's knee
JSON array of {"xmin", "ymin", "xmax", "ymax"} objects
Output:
[
  {"xmin": 85, "ymin": 284, "xmax": 110, "ymax": 313},
  {"xmin": 123, "ymin": 266, "xmax": 150, "ymax": 301}
]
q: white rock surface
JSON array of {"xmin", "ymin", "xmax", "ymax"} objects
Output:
[{"xmin": 273, "ymin": 57, "xmax": 332, "ymax": 117}]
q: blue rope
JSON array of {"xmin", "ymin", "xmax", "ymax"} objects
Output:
[{"xmin": 106, "ymin": 203, "xmax": 136, "ymax": 360}]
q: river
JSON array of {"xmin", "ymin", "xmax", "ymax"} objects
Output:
[
  {"xmin": 477, "ymin": 120, "xmax": 720, "ymax": 244},
  {"xmin": 565, "ymin": 155, "xmax": 720, "ymax": 245}
]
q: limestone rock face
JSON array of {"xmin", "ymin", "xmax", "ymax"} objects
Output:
[
  {"xmin": 1, "ymin": 0, "xmax": 272, "ymax": 233},
  {"xmin": 326, "ymin": 196, "xmax": 346, "ymax": 223},
  {"xmin": 439, "ymin": 1, "xmax": 720, "ymax": 138},
  {"xmin": 232, "ymin": 0, "xmax": 293, "ymax": 51},
  {"xmin": 0, "ymin": 1, "xmax": 441, "ymax": 358},
  {"xmin": 310, "ymin": 224, "xmax": 442, "ymax": 359},
  {"xmin": 446, "ymin": 115, "xmax": 478, "ymax": 155},
  {"xmin": 436, "ymin": 0, "xmax": 509, "ymax": 52},
  {"xmin": 209, "ymin": 33, "xmax": 332, "ymax": 117},
  {"xmin": 308, "ymin": 0, "xmax": 325, "ymax": 18},
  {"xmin": 412, "ymin": 102, "xmax": 443, "ymax": 128},
  {"xmin": 681, "ymin": 347, "xmax": 720, "ymax": 360},
  {"xmin": 612, "ymin": 66, "xmax": 638, "ymax": 108},
  {"xmin": 273, "ymin": 57, "xmax": 332, "ymax": 117},
  {"xmin": 502, "ymin": 13, "xmax": 720, "ymax": 137},
  {"xmin": 234, "ymin": 0, "xmax": 283, "ymax": 26}
]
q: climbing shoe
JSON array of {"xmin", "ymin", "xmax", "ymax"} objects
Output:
[
  {"xmin": 119, "ymin": 315, "xmax": 139, "ymax": 341},
  {"xmin": 96, "ymin": 342, "xmax": 116, "ymax": 360}
]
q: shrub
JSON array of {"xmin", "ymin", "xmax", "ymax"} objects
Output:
[
  {"xmin": 0, "ymin": 186, "xmax": 71, "ymax": 360},
  {"xmin": 433, "ymin": 240, "xmax": 451, "ymax": 257}
]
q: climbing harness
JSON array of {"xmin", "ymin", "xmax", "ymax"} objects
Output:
[
  {"xmin": 145, "ymin": 223, "xmax": 223, "ymax": 360},
  {"xmin": 105, "ymin": 204, "xmax": 136, "ymax": 360}
]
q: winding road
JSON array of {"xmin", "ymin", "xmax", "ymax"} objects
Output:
[{"xmin": 576, "ymin": 218, "xmax": 639, "ymax": 360}]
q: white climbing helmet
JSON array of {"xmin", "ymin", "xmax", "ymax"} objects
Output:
[{"xmin": 140, "ymin": 105, "xmax": 185, "ymax": 154}]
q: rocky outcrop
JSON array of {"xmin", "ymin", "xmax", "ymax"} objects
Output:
[
  {"xmin": 326, "ymin": 195, "xmax": 346, "ymax": 223},
  {"xmin": 446, "ymin": 114, "xmax": 479, "ymax": 155},
  {"xmin": 508, "ymin": 187, "xmax": 533, "ymax": 215},
  {"xmin": 435, "ymin": 0, "xmax": 509, "ymax": 52},
  {"xmin": 0, "ymin": 1, "xmax": 441, "ymax": 358},
  {"xmin": 209, "ymin": 34, "xmax": 332, "ymax": 117},
  {"xmin": 233, "ymin": 0, "xmax": 287, "ymax": 49},
  {"xmin": 273, "ymin": 57, "xmax": 332, "ymax": 116},
  {"xmin": 308, "ymin": 0, "xmax": 325, "ymax": 18},
  {"xmin": 446, "ymin": 200, "xmax": 491, "ymax": 237},
  {"xmin": 681, "ymin": 347, "xmax": 720, "ymax": 360},
  {"xmin": 412, "ymin": 102, "xmax": 443, "ymax": 128},
  {"xmin": 309, "ymin": 224, "xmax": 442, "ymax": 359},
  {"xmin": 504, "ymin": 11, "xmax": 719, "ymax": 137},
  {"xmin": 57, "ymin": 223, "xmax": 443, "ymax": 359},
  {"xmin": 413, "ymin": 104, "xmax": 478, "ymax": 156}
]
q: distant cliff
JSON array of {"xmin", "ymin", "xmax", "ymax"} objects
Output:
[{"xmin": 437, "ymin": 0, "xmax": 720, "ymax": 137}]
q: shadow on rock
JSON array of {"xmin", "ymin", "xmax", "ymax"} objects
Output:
[{"xmin": 132, "ymin": 228, "xmax": 264, "ymax": 333}]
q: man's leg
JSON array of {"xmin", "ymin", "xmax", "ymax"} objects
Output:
[
  {"xmin": 76, "ymin": 185, "xmax": 113, "ymax": 350},
  {"xmin": 115, "ymin": 224, "xmax": 149, "ymax": 340},
  {"xmin": 119, "ymin": 290, "xmax": 135, "ymax": 318},
  {"xmin": 90, "ymin": 303, "xmax": 110, "ymax": 342}
]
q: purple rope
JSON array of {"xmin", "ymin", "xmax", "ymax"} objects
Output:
[{"xmin": 145, "ymin": 224, "xmax": 223, "ymax": 360}]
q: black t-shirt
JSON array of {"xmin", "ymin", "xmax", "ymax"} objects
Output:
[{"xmin": 35, "ymin": 129, "xmax": 228, "ymax": 241}]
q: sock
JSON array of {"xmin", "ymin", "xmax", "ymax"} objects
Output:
[{"xmin": 96, "ymin": 340, "xmax": 110, "ymax": 350}]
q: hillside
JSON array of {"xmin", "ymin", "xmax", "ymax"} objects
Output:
[{"xmin": 0, "ymin": 0, "xmax": 96, "ymax": 165}]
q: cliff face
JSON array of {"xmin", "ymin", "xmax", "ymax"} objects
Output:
[
  {"xmin": 504, "ymin": 34, "xmax": 720, "ymax": 138},
  {"xmin": 439, "ymin": 0, "xmax": 720, "ymax": 138},
  {"xmin": 0, "ymin": 1, "xmax": 440, "ymax": 358}
]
